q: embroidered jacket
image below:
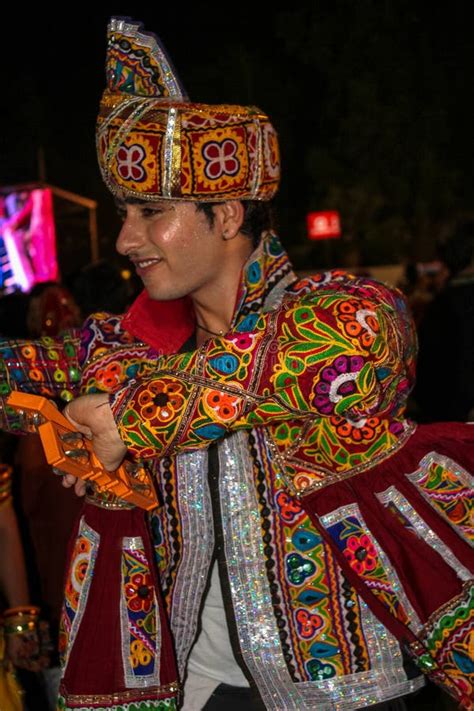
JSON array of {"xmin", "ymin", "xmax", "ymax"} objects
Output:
[{"xmin": 2, "ymin": 233, "xmax": 468, "ymax": 709}]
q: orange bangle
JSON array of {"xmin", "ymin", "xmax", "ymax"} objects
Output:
[
  {"xmin": 3, "ymin": 606, "xmax": 40, "ymax": 618},
  {"xmin": 4, "ymin": 619, "xmax": 37, "ymax": 635}
]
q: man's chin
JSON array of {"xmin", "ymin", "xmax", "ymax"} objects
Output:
[{"xmin": 144, "ymin": 286, "xmax": 189, "ymax": 302}]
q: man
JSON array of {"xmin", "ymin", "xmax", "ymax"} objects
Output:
[
  {"xmin": 415, "ymin": 221, "xmax": 474, "ymax": 423},
  {"xmin": 1, "ymin": 17, "xmax": 473, "ymax": 711}
]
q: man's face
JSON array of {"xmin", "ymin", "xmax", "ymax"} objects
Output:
[{"xmin": 115, "ymin": 199, "xmax": 227, "ymax": 301}]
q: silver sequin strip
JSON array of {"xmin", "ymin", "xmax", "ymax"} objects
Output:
[
  {"xmin": 320, "ymin": 503, "xmax": 423, "ymax": 635},
  {"xmin": 218, "ymin": 432, "xmax": 418, "ymax": 709},
  {"xmin": 120, "ymin": 536, "xmax": 161, "ymax": 688},
  {"xmin": 163, "ymin": 107, "xmax": 178, "ymax": 198},
  {"xmin": 406, "ymin": 452, "xmax": 474, "ymax": 546},
  {"xmin": 356, "ymin": 600, "xmax": 425, "ymax": 702},
  {"xmin": 250, "ymin": 119, "xmax": 263, "ymax": 199},
  {"xmin": 218, "ymin": 432, "xmax": 305, "ymax": 710},
  {"xmin": 261, "ymin": 271, "xmax": 298, "ymax": 314},
  {"xmin": 170, "ymin": 450, "xmax": 215, "ymax": 677},
  {"xmin": 62, "ymin": 517, "xmax": 100, "ymax": 673},
  {"xmin": 377, "ymin": 485, "xmax": 471, "ymax": 581}
]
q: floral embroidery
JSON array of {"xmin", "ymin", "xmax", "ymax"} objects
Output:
[
  {"xmin": 227, "ymin": 332, "xmax": 257, "ymax": 351},
  {"xmin": 330, "ymin": 415, "xmax": 383, "ymax": 444},
  {"xmin": 202, "ymin": 139, "xmax": 240, "ymax": 179},
  {"xmin": 407, "ymin": 454, "xmax": 474, "ymax": 544},
  {"xmin": 121, "ymin": 541, "xmax": 161, "ymax": 687},
  {"xmin": 125, "ymin": 572, "xmax": 154, "ymax": 613},
  {"xmin": 275, "ymin": 490, "xmax": 305, "ymax": 524},
  {"xmin": 137, "ymin": 380, "xmax": 185, "ymax": 423},
  {"xmin": 286, "ymin": 553, "xmax": 317, "ymax": 585},
  {"xmin": 59, "ymin": 520, "xmax": 99, "ymax": 671},
  {"xmin": 312, "ymin": 354, "xmax": 380, "ymax": 420},
  {"xmin": 117, "ymin": 144, "xmax": 147, "ymax": 181},
  {"xmin": 343, "ymin": 534, "xmax": 377, "ymax": 574},
  {"xmin": 203, "ymin": 390, "xmax": 239, "ymax": 422},
  {"xmin": 335, "ymin": 298, "xmax": 380, "ymax": 350},
  {"xmin": 321, "ymin": 505, "xmax": 422, "ymax": 631},
  {"xmin": 295, "ymin": 608, "xmax": 324, "ymax": 639},
  {"xmin": 96, "ymin": 361, "xmax": 123, "ymax": 390}
]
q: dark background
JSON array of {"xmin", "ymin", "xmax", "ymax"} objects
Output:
[{"xmin": 1, "ymin": 3, "xmax": 473, "ymax": 274}]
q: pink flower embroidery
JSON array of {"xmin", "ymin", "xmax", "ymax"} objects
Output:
[
  {"xmin": 343, "ymin": 534, "xmax": 377, "ymax": 575},
  {"xmin": 116, "ymin": 144, "xmax": 146, "ymax": 181},
  {"xmin": 203, "ymin": 139, "xmax": 240, "ymax": 179}
]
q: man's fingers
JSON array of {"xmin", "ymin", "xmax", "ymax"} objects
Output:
[
  {"xmin": 60, "ymin": 474, "xmax": 86, "ymax": 496},
  {"xmin": 74, "ymin": 479, "xmax": 87, "ymax": 496},
  {"xmin": 61, "ymin": 473, "xmax": 77, "ymax": 488},
  {"xmin": 63, "ymin": 405, "xmax": 93, "ymax": 438}
]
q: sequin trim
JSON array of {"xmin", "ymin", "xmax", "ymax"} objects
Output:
[
  {"xmin": 250, "ymin": 118, "xmax": 262, "ymax": 199},
  {"xmin": 377, "ymin": 485, "xmax": 471, "ymax": 581},
  {"xmin": 406, "ymin": 452, "xmax": 474, "ymax": 546},
  {"xmin": 61, "ymin": 518, "xmax": 100, "ymax": 673},
  {"xmin": 217, "ymin": 432, "xmax": 422, "ymax": 709},
  {"xmin": 320, "ymin": 503, "xmax": 423, "ymax": 634},
  {"xmin": 163, "ymin": 108, "xmax": 178, "ymax": 198},
  {"xmin": 85, "ymin": 494, "xmax": 135, "ymax": 510},
  {"xmin": 218, "ymin": 432, "xmax": 305, "ymax": 709},
  {"xmin": 358, "ymin": 598, "xmax": 426, "ymax": 697},
  {"xmin": 120, "ymin": 536, "xmax": 161, "ymax": 689},
  {"xmin": 169, "ymin": 450, "xmax": 215, "ymax": 677},
  {"xmin": 58, "ymin": 680, "xmax": 179, "ymax": 709}
]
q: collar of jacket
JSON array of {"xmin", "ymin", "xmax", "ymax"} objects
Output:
[{"xmin": 121, "ymin": 232, "xmax": 296, "ymax": 354}]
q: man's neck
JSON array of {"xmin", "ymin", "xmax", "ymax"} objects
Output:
[
  {"xmin": 192, "ymin": 281, "xmax": 238, "ymax": 347},
  {"xmin": 192, "ymin": 240, "xmax": 253, "ymax": 346}
]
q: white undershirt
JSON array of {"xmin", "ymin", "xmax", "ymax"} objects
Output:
[{"xmin": 182, "ymin": 562, "xmax": 250, "ymax": 710}]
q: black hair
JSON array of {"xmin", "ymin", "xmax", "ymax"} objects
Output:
[
  {"xmin": 117, "ymin": 196, "xmax": 274, "ymax": 248},
  {"xmin": 195, "ymin": 200, "xmax": 274, "ymax": 248}
]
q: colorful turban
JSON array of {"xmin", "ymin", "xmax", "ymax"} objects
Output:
[{"xmin": 97, "ymin": 18, "xmax": 280, "ymax": 202}]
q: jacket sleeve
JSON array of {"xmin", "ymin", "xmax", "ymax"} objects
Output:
[
  {"xmin": 110, "ymin": 285, "xmax": 416, "ymax": 459},
  {"xmin": 0, "ymin": 331, "xmax": 82, "ymax": 433}
]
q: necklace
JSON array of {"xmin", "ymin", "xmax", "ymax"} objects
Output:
[{"xmin": 195, "ymin": 322, "xmax": 225, "ymax": 337}]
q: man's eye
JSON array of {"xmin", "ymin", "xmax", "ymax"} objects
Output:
[{"xmin": 142, "ymin": 208, "xmax": 163, "ymax": 218}]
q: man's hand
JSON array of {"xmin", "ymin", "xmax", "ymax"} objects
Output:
[{"xmin": 61, "ymin": 393, "xmax": 127, "ymax": 495}]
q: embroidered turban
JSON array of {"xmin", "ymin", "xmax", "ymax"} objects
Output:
[{"xmin": 97, "ymin": 18, "xmax": 280, "ymax": 202}]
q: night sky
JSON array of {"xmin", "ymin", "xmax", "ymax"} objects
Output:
[{"xmin": 1, "ymin": 4, "xmax": 473, "ymax": 270}]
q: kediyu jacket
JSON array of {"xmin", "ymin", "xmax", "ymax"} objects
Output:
[{"xmin": 0, "ymin": 233, "xmax": 472, "ymax": 711}]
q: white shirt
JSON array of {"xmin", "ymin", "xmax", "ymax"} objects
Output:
[{"xmin": 182, "ymin": 562, "xmax": 250, "ymax": 710}]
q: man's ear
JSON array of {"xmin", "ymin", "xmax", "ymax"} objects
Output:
[{"xmin": 213, "ymin": 201, "xmax": 245, "ymax": 240}]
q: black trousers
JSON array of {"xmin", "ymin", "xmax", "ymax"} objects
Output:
[{"xmin": 201, "ymin": 684, "xmax": 260, "ymax": 710}]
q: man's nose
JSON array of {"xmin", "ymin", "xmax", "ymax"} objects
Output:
[{"xmin": 116, "ymin": 212, "xmax": 142, "ymax": 256}]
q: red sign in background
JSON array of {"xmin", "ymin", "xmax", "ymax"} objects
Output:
[{"xmin": 307, "ymin": 211, "xmax": 341, "ymax": 240}]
